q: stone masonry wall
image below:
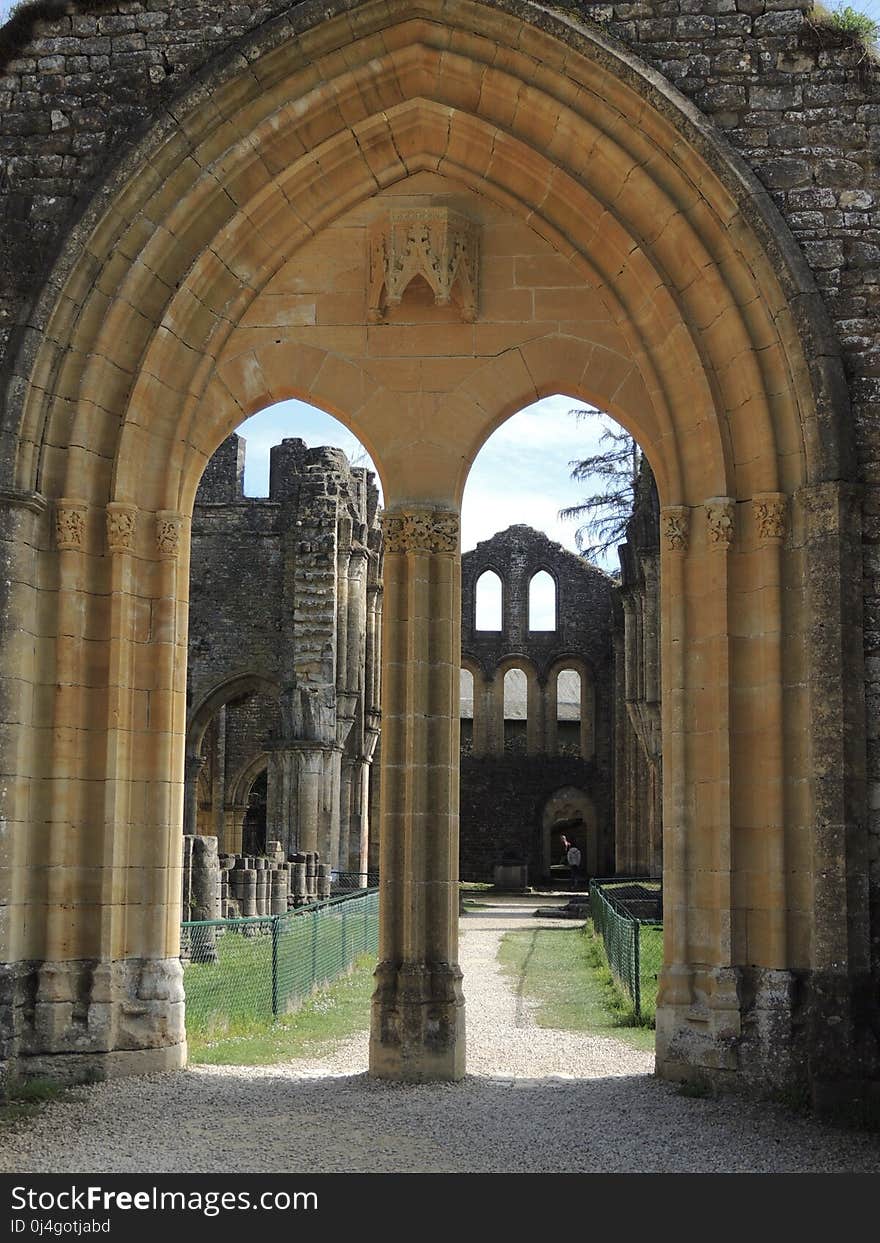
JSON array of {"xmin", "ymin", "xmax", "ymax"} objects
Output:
[
  {"xmin": 187, "ymin": 432, "xmax": 382, "ymax": 863},
  {"xmin": 460, "ymin": 525, "xmax": 616, "ymax": 881},
  {"xmin": 459, "ymin": 753, "xmax": 613, "ymax": 879}
]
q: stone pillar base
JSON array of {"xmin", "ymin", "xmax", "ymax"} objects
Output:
[
  {"xmin": 369, "ymin": 960, "xmax": 466, "ymax": 1081},
  {"xmin": 0, "ymin": 956, "xmax": 187, "ymax": 1091},
  {"xmin": 655, "ymin": 964, "xmax": 880, "ymax": 1120},
  {"xmin": 4, "ymin": 1042, "xmax": 187, "ymax": 1088}
]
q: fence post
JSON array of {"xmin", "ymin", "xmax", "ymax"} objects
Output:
[
  {"xmin": 311, "ymin": 908, "xmax": 318, "ymax": 991},
  {"xmin": 342, "ymin": 901, "xmax": 348, "ymax": 968},
  {"xmin": 632, "ymin": 919, "xmax": 641, "ymax": 1019},
  {"xmin": 271, "ymin": 916, "xmax": 279, "ymax": 1017}
]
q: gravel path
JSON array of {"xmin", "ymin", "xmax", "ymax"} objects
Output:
[{"xmin": 3, "ymin": 901, "xmax": 880, "ymax": 1174}]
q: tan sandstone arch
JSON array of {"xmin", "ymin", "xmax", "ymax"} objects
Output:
[{"xmin": 0, "ymin": 0, "xmax": 864, "ymax": 1100}]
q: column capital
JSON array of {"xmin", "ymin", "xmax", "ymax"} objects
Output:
[
  {"xmin": 753, "ymin": 492, "xmax": 787, "ymax": 544},
  {"xmin": 705, "ymin": 497, "xmax": 736, "ymax": 550},
  {"xmin": 660, "ymin": 505, "xmax": 690, "ymax": 553},
  {"xmin": 106, "ymin": 502, "xmax": 138, "ymax": 555},
  {"xmin": 381, "ymin": 506, "xmax": 460, "ymax": 555},
  {"xmin": 54, "ymin": 498, "xmax": 89, "ymax": 551},
  {"xmin": 156, "ymin": 510, "xmax": 184, "ymax": 559}
]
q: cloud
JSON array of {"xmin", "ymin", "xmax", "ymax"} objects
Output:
[{"xmin": 227, "ymin": 395, "xmax": 623, "ymax": 570}]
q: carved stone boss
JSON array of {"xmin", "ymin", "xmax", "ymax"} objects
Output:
[{"xmin": 368, "ymin": 208, "xmax": 479, "ymax": 323}]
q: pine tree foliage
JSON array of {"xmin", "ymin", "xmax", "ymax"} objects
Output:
[{"xmin": 559, "ymin": 408, "xmax": 641, "ymax": 563}]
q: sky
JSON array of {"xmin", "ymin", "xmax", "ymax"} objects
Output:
[{"xmin": 233, "ymin": 394, "xmax": 620, "ymax": 567}]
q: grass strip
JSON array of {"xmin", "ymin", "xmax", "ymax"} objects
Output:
[
  {"xmin": 497, "ymin": 922, "xmax": 656, "ymax": 1053},
  {"xmin": 187, "ymin": 953, "xmax": 376, "ymax": 1066}
]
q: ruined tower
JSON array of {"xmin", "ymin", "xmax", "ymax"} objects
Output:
[{"xmin": 186, "ymin": 435, "xmax": 383, "ymax": 874}]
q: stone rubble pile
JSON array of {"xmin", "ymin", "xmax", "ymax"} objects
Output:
[{"xmin": 182, "ymin": 833, "xmax": 332, "ymax": 926}]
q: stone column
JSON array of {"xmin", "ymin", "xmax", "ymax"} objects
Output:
[
  {"xmin": 369, "ymin": 506, "xmax": 465, "ymax": 1082},
  {"xmin": 656, "ymin": 505, "xmax": 692, "ymax": 1011},
  {"xmin": 325, "ymin": 743, "xmax": 344, "ymax": 868},
  {"xmin": 183, "ymin": 752, "xmax": 203, "ymax": 838},
  {"xmin": 210, "ymin": 705, "xmax": 226, "ymax": 845},
  {"xmin": 703, "ymin": 498, "xmax": 736, "ymax": 987},
  {"xmin": 526, "ymin": 672, "xmax": 544, "ymax": 755},
  {"xmin": 753, "ymin": 493, "xmax": 788, "ymax": 966},
  {"xmin": 484, "ymin": 674, "xmax": 504, "ymax": 757},
  {"xmin": 266, "ymin": 744, "xmax": 329, "ymax": 858},
  {"xmin": 339, "ymin": 756, "xmax": 355, "ymax": 878},
  {"xmin": 346, "ymin": 752, "xmax": 372, "ymax": 876},
  {"xmin": 470, "ymin": 673, "xmax": 488, "ymax": 757}
]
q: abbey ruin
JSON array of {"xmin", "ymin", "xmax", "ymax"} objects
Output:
[
  {"xmin": 1, "ymin": 0, "xmax": 879, "ymax": 1115},
  {"xmin": 186, "ymin": 433, "xmax": 382, "ymax": 876}
]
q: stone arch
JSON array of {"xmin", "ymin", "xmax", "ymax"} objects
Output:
[
  {"xmin": 494, "ymin": 656, "xmax": 543, "ymax": 758},
  {"xmin": 546, "ymin": 657, "xmax": 596, "ymax": 762},
  {"xmin": 229, "ymin": 752, "xmax": 271, "ymax": 858},
  {"xmin": 460, "ymin": 656, "xmax": 490, "ymax": 757},
  {"xmin": 527, "ymin": 569, "xmax": 557, "ymax": 633},
  {"xmin": 0, "ymin": 0, "xmax": 865, "ymax": 1102},
  {"xmin": 474, "ymin": 568, "xmax": 504, "ymax": 633},
  {"xmin": 541, "ymin": 787, "xmax": 599, "ymax": 881},
  {"xmin": 229, "ymin": 752, "xmax": 271, "ymax": 811},
  {"xmin": 187, "ymin": 673, "xmax": 280, "ymax": 757}
]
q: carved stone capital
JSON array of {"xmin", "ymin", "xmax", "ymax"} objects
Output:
[
  {"xmin": 754, "ymin": 492, "xmax": 787, "ymax": 544},
  {"xmin": 660, "ymin": 505, "xmax": 690, "ymax": 553},
  {"xmin": 54, "ymin": 498, "xmax": 88, "ymax": 551},
  {"xmin": 705, "ymin": 497, "xmax": 736, "ymax": 549},
  {"xmin": 155, "ymin": 510, "xmax": 183, "ymax": 559},
  {"xmin": 106, "ymin": 502, "xmax": 138, "ymax": 555},
  {"xmin": 368, "ymin": 207, "xmax": 479, "ymax": 324},
  {"xmin": 381, "ymin": 508, "xmax": 460, "ymax": 555}
]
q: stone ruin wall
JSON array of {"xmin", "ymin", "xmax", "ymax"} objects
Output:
[
  {"xmin": 460, "ymin": 525, "xmax": 617, "ymax": 882},
  {"xmin": 614, "ymin": 459, "xmax": 663, "ymax": 878},
  {"xmin": 1, "ymin": 0, "xmax": 879, "ymax": 962},
  {"xmin": 186, "ymin": 432, "xmax": 383, "ymax": 880}
]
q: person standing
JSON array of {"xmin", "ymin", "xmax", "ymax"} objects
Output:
[{"xmin": 565, "ymin": 840, "xmax": 582, "ymax": 888}]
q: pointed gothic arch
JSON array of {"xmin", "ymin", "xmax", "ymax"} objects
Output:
[{"xmin": 0, "ymin": 0, "xmax": 864, "ymax": 1104}]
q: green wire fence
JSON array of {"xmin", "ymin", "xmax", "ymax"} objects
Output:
[
  {"xmin": 181, "ymin": 887, "xmax": 379, "ymax": 1035},
  {"xmin": 588, "ymin": 878, "xmax": 663, "ymax": 1020}
]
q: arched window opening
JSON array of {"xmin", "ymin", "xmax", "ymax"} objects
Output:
[
  {"xmin": 475, "ymin": 570, "xmax": 503, "ymax": 631},
  {"xmin": 503, "ymin": 668, "xmax": 528, "ymax": 755},
  {"xmin": 242, "ymin": 769, "xmax": 268, "ymax": 857},
  {"xmin": 224, "ymin": 399, "xmax": 379, "ymax": 499},
  {"xmin": 460, "ymin": 668, "xmax": 474, "ymax": 754},
  {"xmin": 529, "ymin": 570, "xmax": 556, "ymax": 631},
  {"xmin": 557, "ymin": 669, "xmax": 582, "ymax": 757}
]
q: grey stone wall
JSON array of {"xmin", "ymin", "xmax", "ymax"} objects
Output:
[
  {"xmin": 615, "ymin": 459, "xmax": 663, "ymax": 876},
  {"xmin": 187, "ymin": 432, "xmax": 382, "ymax": 865},
  {"xmin": 460, "ymin": 525, "xmax": 617, "ymax": 881}
]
